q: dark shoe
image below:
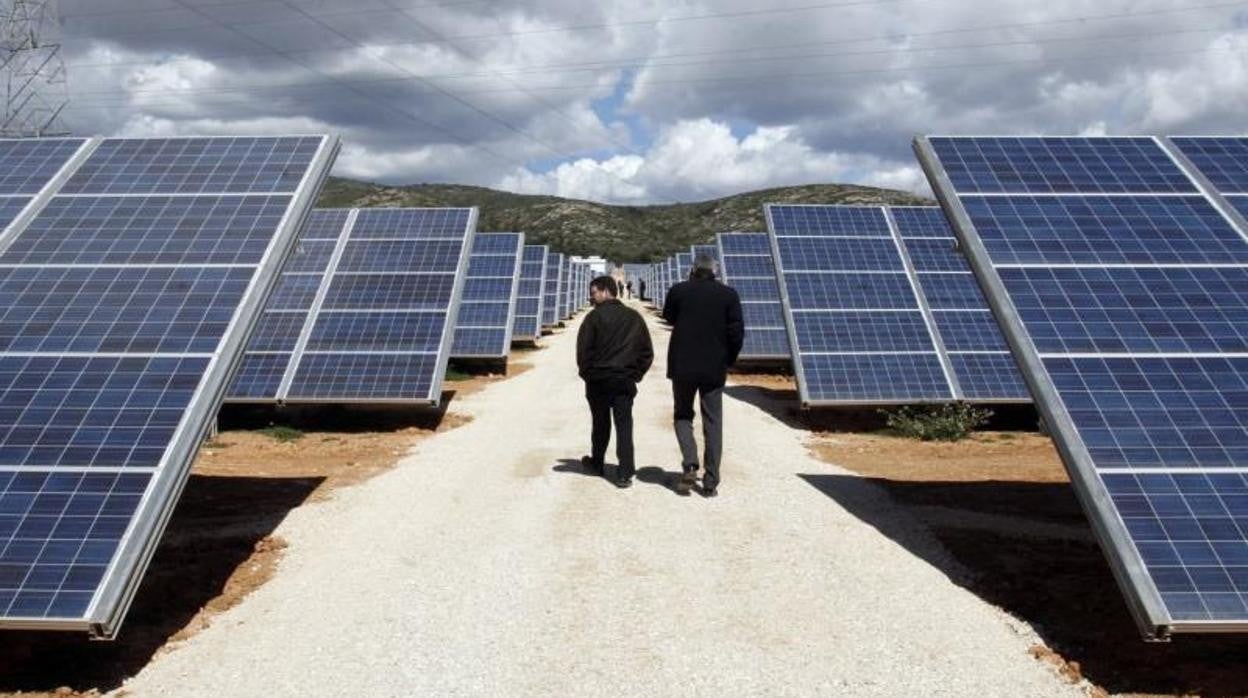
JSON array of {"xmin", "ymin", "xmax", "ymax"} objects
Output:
[
  {"xmin": 675, "ymin": 469, "xmax": 696, "ymax": 497},
  {"xmin": 614, "ymin": 477, "xmax": 633, "ymax": 489},
  {"xmin": 580, "ymin": 455, "xmax": 602, "ymax": 475},
  {"xmin": 700, "ymin": 486, "xmax": 718, "ymax": 498}
]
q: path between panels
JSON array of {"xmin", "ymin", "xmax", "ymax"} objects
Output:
[{"xmin": 120, "ymin": 303, "xmax": 1076, "ymax": 696}]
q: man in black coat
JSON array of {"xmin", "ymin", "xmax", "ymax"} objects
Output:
[
  {"xmin": 662, "ymin": 254, "xmax": 744, "ymax": 497},
  {"xmin": 577, "ymin": 276, "xmax": 654, "ymax": 488}
]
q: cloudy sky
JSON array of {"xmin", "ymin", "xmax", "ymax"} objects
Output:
[{"xmin": 56, "ymin": 0, "xmax": 1248, "ymax": 203}]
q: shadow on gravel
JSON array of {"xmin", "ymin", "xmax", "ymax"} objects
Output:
[
  {"xmin": 0, "ymin": 474, "xmax": 322, "ymax": 695},
  {"xmin": 799, "ymin": 473, "xmax": 1248, "ymax": 696},
  {"xmin": 552, "ymin": 459, "xmax": 684, "ymax": 495}
]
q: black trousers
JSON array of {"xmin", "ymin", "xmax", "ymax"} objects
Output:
[
  {"xmin": 585, "ymin": 379, "xmax": 636, "ymax": 479},
  {"xmin": 672, "ymin": 380, "xmax": 724, "ymax": 490}
]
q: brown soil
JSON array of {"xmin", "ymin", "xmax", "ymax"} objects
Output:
[
  {"xmin": 808, "ymin": 428, "xmax": 1248, "ymax": 697},
  {"xmin": 0, "ymin": 360, "xmax": 521, "ymax": 697}
]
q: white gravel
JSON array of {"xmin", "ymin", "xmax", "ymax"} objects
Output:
[{"xmin": 118, "ymin": 305, "xmax": 1080, "ymax": 697}]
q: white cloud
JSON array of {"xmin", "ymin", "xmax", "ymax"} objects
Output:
[{"xmin": 498, "ymin": 118, "xmax": 924, "ymax": 203}]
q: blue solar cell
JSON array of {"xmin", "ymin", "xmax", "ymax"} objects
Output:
[
  {"xmin": 692, "ymin": 244, "xmax": 718, "ymax": 260},
  {"xmin": 61, "ymin": 137, "xmax": 323, "ymax": 195},
  {"xmin": 0, "ymin": 355, "xmax": 208, "ymax": 468},
  {"xmin": 1171, "ymin": 137, "xmax": 1248, "ymax": 193},
  {"xmin": 336, "ymin": 240, "xmax": 464, "ymax": 273},
  {"xmin": 461, "ymin": 277, "xmax": 515, "ymax": 302},
  {"xmin": 0, "ymin": 470, "xmax": 149, "ymax": 619},
  {"xmin": 227, "ymin": 353, "xmax": 291, "ymax": 399},
  {"xmin": 777, "ymin": 237, "xmax": 904, "ymax": 272},
  {"xmin": 0, "ymin": 198, "xmax": 31, "ymax": 232},
  {"xmin": 455, "ymin": 302, "xmax": 510, "ymax": 327},
  {"xmin": 542, "ymin": 252, "xmax": 564, "ymax": 326},
  {"xmin": 266, "ymin": 274, "xmax": 322, "ymax": 311},
  {"xmin": 467, "ymin": 254, "xmax": 519, "ymax": 277},
  {"xmin": 949, "ymin": 353, "xmax": 1030, "ymax": 401},
  {"xmin": 784, "ymin": 273, "xmax": 917, "ymax": 310},
  {"xmin": 512, "ymin": 316, "xmax": 541, "ymax": 339},
  {"xmin": 915, "ymin": 273, "xmax": 988, "ymax": 310},
  {"xmin": 0, "ymin": 266, "xmax": 251, "ymax": 353},
  {"xmin": 930, "ymin": 137, "xmax": 1196, "ymax": 194},
  {"xmin": 721, "ymin": 255, "xmax": 774, "ymax": 278},
  {"xmin": 799, "ymin": 353, "xmax": 950, "ymax": 402},
  {"xmin": 1046, "ymin": 356, "xmax": 1248, "ymax": 469},
  {"xmin": 1, "ymin": 195, "xmax": 294, "ymax": 265},
  {"xmin": 350, "ymin": 208, "xmax": 472, "ymax": 239},
  {"xmin": 286, "ymin": 353, "xmax": 439, "ymax": 400},
  {"xmin": 242, "ymin": 312, "xmax": 306, "ymax": 353},
  {"xmin": 793, "ymin": 311, "xmax": 934, "ymax": 352},
  {"xmin": 960, "ymin": 195, "xmax": 1248, "ymax": 265},
  {"xmin": 741, "ymin": 302, "xmax": 785, "ymax": 328},
  {"xmin": 283, "ymin": 240, "xmax": 336, "ymax": 273},
  {"xmin": 769, "ymin": 205, "xmax": 892, "ymax": 236},
  {"xmin": 306, "ymin": 312, "xmax": 445, "ymax": 352},
  {"xmin": 740, "ymin": 329, "xmax": 791, "ymax": 358},
  {"xmin": 1230, "ymin": 196, "xmax": 1248, "ymax": 220},
  {"xmin": 322, "ymin": 273, "xmax": 455, "ymax": 311},
  {"xmin": 298, "ymin": 209, "xmax": 350, "ymax": 240},
  {"xmin": 903, "ymin": 238, "xmax": 970, "ymax": 272},
  {"xmin": 452, "ymin": 328, "xmax": 509, "ymax": 356},
  {"xmin": 930, "ymin": 311, "xmax": 1010, "ymax": 351},
  {"xmin": 1104, "ymin": 472, "xmax": 1248, "ymax": 620},
  {"xmin": 1002, "ymin": 266, "xmax": 1248, "ymax": 354},
  {"xmin": 890, "ymin": 207, "xmax": 953, "ymax": 238},
  {"xmin": 719, "ymin": 233, "xmax": 771, "ymax": 255},
  {"xmin": 513, "ymin": 244, "xmax": 547, "ymax": 341},
  {"xmin": 0, "ymin": 139, "xmax": 85, "ymax": 195}
]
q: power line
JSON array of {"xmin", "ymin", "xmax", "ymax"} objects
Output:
[
  {"xmin": 68, "ymin": 40, "xmax": 1238, "ymax": 111},
  {"xmin": 64, "ymin": 22, "xmax": 1231, "ymax": 102},
  {"xmin": 64, "ymin": 0, "xmax": 1247, "ymax": 75}
]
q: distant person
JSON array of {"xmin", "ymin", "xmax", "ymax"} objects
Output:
[
  {"xmin": 625, "ymin": 280, "xmax": 634, "ymax": 299},
  {"xmin": 639, "ymin": 278, "xmax": 647, "ymax": 301},
  {"xmin": 662, "ymin": 254, "xmax": 744, "ymax": 497},
  {"xmin": 577, "ymin": 276, "xmax": 654, "ymax": 488}
]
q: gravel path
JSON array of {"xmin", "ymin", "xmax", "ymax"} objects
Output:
[{"xmin": 120, "ymin": 305, "xmax": 1078, "ymax": 696}]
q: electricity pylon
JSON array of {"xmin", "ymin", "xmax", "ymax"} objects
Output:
[{"xmin": 1, "ymin": 0, "xmax": 69, "ymax": 137}]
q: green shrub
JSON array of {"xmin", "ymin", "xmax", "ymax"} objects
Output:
[
  {"xmin": 445, "ymin": 367, "xmax": 471, "ymax": 382},
  {"xmin": 257, "ymin": 425, "xmax": 304, "ymax": 442},
  {"xmin": 880, "ymin": 402, "xmax": 992, "ymax": 442}
]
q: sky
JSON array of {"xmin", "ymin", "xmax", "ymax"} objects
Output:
[{"xmin": 52, "ymin": 0, "xmax": 1248, "ymax": 204}]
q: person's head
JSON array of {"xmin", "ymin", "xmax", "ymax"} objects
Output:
[
  {"xmin": 589, "ymin": 275, "xmax": 618, "ymax": 305},
  {"xmin": 690, "ymin": 253, "xmax": 717, "ymax": 280}
]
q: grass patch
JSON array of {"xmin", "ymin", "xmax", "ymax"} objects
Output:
[
  {"xmin": 879, "ymin": 402, "xmax": 993, "ymax": 442},
  {"xmin": 445, "ymin": 368, "xmax": 472, "ymax": 381},
  {"xmin": 256, "ymin": 426, "xmax": 304, "ymax": 442}
]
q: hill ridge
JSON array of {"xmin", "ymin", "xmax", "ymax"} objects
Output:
[{"xmin": 317, "ymin": 178, "xmax": 931, "ymax": 261}]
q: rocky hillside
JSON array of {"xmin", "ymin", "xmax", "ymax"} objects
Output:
[{"xmin": 317, "ymin": 178, "xmax": 931, "ymax": 262}]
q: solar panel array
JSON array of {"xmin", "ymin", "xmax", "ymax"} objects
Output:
[
  {"xmin": 916, "ymin": 135, "xmax": 1248, "ymax": 638},
  {"xmin": 229, "ymin": 207, "xmax": 476, "ymax": 404},
  {"xmin": 0, "ymin": 135, "xmax": 338, "ymax": 636},
  {"xmin": 542, "ymin": 251, "xmax": 564, "ymax": 327},
  {"xmin": 513, "ymin": 244, "xmax": 547, "ymax": 342},
  {"xmin": 764, "ymin": 204, "xmax": 1029, "ymax": 405},
  {"xmin": 451, "ymin": 233, "xmax": 524, "ymax": 359},
  {"xmin": 716, "ymin": 233, "xmax": 791, "ymax": 360}
]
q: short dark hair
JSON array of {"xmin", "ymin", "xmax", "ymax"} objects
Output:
[{"xmin": 589, "ymin": 275, "xmax": 618, "ymax": 296}]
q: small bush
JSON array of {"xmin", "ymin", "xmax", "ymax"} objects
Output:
[
  {"xmin": 880, "ymin": 402, "xmax": 993, "ymax": 442},
  {"xmin": 257, "ymin": 425, "xmax": 304, "ymax": 442}
]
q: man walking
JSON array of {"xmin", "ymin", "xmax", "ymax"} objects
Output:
[
  {"xmin": 663, "ymin": 254, "xmax": 744, "ymax": 497},
  {"xmin": 578, "ymin": 276, "xmax": 654, "ymax": 488}
]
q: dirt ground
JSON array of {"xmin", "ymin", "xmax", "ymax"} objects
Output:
[
  {"xmin": 0, "ymin": 360, "xmax": 524, "ymax": 698},
  {"xmin": 727, "ymin": 374, "xmax": 1248, "ymax": 697}
]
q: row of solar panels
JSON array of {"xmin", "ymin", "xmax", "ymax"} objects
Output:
[
  {"xmin": 0, "ymin": 135, "xmax": 593, "ymax": 638},
  {"xmin": 638, "ymin": 136, "xmax": 1248, "ymax": 640},
  {"xmin": 227, "ymin": 210, "xmax": 591, "ymax": 404},
  {"xmin": 637, "ymin": 207, "xmax": 1031, "ymax": 405}
]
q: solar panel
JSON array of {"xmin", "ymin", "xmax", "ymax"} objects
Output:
[
  {"xmin": 890, "ymin": 207, "xmax": 1030, "ymax": 402},
  {"xmin": 916, "ymin": 134, "xmax": 1248, "ymax": 638},
  {"xmin": 229, "ymin": 207, "xmax": 475, "ymax": 404},
  {"xmin": 0, "ymin": 135, "xmax": 337, "ymax": 637},
  {"xmin": 451, "ymin": 233, "xmax": 523, "ymax": 359},
  {"xmin": 766, "ymin": 205, "xmax": 954, "ymax": 404},
  {"xmin": 692, "ymin": 244, "xmax": 719, "ymax": 261},
  {"xmin": 513, "ymin": 244, "xmax": 547, "ymax": 342},
  {"xmin": 542, "ymin": 251, "xmax": 564, "ymax": 327},
  {"xmin": 716, "ymin": 233, "xmax": 790, "ymax": 360}
]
